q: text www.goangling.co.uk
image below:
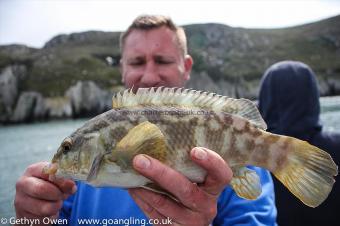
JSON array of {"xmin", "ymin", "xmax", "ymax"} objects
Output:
[{"xmin": 77, "ymin": 217, "xmax": 173, "ymax": 226}]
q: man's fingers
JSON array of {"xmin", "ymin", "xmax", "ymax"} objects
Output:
[
  {"xmin": 24, "ymin": 162, "xmax": 51, "ymax": 180},
  {"xmin": 16, "ymin": 176, "xmax": 64, "ymax": 201},
  {"xmin": 132, "ymin": 154, "xmax": 211, "ymax": 211},
  {"xmin": 190, "ymin": 147, "xmax": 233, "ymax": 195},
  {"xmin": 129, "ymin": 189, "xmax": 169, "ymax": 223},
  {"xmin": 24, "ymin": 162, "xmax": 77, "ymax": 195},
  {"xmin": 52, "ymin": 178, "xmax": 77, "ymax": 195},
  {"xmin": 14, "ymin": 193, "xmax": 62, "ymax": 217},
  {"xmin": 129, "ymin": 188, "xmax": 188, "ymax": 225}
]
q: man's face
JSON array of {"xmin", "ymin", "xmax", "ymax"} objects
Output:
[{"xmin": 120, "ymin": 26, "xmax": 193, "ymax": 90}]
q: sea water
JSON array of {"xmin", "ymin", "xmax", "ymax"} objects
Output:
[{"xmin": 0, "ymin": 97, "xmax": 339, "ymax": 222}]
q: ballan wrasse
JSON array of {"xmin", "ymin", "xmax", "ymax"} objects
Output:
[{"xmin": 44, "ymin": 87, "xmax": 338, "ymax": 207}]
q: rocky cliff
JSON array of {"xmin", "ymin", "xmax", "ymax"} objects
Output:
[{"xmin": 1, "ymin": 15, "xmax": 340, "ymax": 123}]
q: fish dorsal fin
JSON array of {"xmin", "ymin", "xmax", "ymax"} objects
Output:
[{"xmin": 112, "ymin": 87, "xmax": 267, "ymax": 130}]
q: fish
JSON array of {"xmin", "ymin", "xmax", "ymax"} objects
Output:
[{"xmin": 43, "ymin": 87, "xmax": 338, "ymax": 207}]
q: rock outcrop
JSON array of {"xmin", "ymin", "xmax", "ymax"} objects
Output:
[
  {"xmin": 45, "ymin": 97, "xmax": 72, "ymax": 119},
  {"xmin": 1, "ymin": 15, "xmax": 340, "ymax": 124},
  {"xmin": 186, "ymin": 71, "xmax": 220, "ymax": 93},
  {"xmin": 66, "ymin": 81, "xmax": 112, "ymax": 117},
  {"xmin": 186, "ymin": 71, "xmax": 259, "ymax": 99},
  {"xmin": 0, "ymin": 78, "xmax": 114, "ymax": 123},
  {"xmin": 0, "ymin": 65, "xmax": 27, "ymax": 122},
  {"xmin": 11, "ymin": 91, "xmax": 46, "ymax": 122}
]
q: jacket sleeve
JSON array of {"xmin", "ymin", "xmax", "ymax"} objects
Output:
[{"xmin": 213, "ymin": 167, "xmax": 277, "ymax": 226}]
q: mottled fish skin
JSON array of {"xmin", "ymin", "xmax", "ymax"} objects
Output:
[
  {"xmin": 56, "ymin": 106, "xmax": 286, "ymax": 182},
  {"xmin": 47, "ymin": 87, "xmax": 337, "ymax": 208}
]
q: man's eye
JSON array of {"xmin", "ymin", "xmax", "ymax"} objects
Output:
[
  {"xmin": 156, "ymin": 59, "xmax": 173, "ymax": 65},
  {"xmin": 129, "ymin": 61, "xmax": 144, "ymax": 66}
]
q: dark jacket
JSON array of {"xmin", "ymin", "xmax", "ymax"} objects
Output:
[{"xmin": 258, "ymin": 61, "xmax": 340, "ymax": 226}]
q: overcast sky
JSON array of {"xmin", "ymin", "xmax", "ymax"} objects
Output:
[{"xmin": 1, "ymin": 0, "xmax": 340, "ymax": 48}]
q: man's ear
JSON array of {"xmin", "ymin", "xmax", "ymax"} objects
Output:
[{"xmin": 183, "ymin": 55, "xmax": 193, "ymax": 81}]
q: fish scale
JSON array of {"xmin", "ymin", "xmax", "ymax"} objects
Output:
[{"xmin": 43, "ymin": 87, "xmax": 338, "ymax": 208}]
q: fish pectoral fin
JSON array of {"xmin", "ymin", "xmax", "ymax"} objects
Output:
[
  {"xmin": 112, "ymin": 121, "xmax": 167, "ymax": 163},
  {"xmin": 230, "ymin": 167, "xmax": 262, "ymax": 200},
  {"xmin": 141, "ymin": 183, "xmax": 179, "ymax": 202},
  {"xmin": 87, "ymin": 154, "xmax": 104, "ymax": 182}
]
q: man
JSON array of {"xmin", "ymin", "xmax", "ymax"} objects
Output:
[
  {"xmin": 258, "ymin": 60, "xmax": 340, "ymax": 226},
  {"xmin": 14, "ymin": 15, "xmax": 277, "ymax": 225}
]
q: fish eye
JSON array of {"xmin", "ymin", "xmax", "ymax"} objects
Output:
[{"xmin": 62, "ymin": 138, "xmax": 73, "ymax": 153}]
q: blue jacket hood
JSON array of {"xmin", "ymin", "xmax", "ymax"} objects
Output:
[{"xmin": 258, "ymin": 61, "xmax": 322, "ymax": 140}]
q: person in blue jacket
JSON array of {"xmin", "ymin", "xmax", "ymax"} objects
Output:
[
  {"xmin": 14, "ymin": 15, "xmax": 277, "ymax": 226},
  {"xmin": 258, "ymin": 60, "xmax": 340, "ymax": 226}
]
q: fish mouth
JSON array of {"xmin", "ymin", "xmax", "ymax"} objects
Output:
[{"xmin": 42, "ymin": 163, "xmax": 59, "ymax": 175}]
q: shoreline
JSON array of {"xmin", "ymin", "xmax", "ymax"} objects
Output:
[{"xmin": 1, "ymin": 95, "xmax": 339, "ymax": 126}]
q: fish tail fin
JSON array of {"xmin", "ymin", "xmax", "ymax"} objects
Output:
[{"xmin": 273, "ymin": 138, "xmax": 338, "ymax": 207}]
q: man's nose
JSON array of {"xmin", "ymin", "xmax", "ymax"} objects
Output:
[{"xmin": 140, "ymin": 62, "xmax": 161, "ymax": 86}]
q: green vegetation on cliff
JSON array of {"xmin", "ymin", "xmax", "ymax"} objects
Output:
[{"xmin": 1, "ymin": 15, "xmax": 340, "ymax": 97}]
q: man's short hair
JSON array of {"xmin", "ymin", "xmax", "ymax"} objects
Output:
[{"xmin": 120, "ymin": 15, "xmax": 188, "ymax": 57}]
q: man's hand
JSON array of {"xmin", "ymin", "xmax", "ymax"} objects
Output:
[
  {"xmin": 14, "ymin": 162, "xmax": 77, "ymax": 226},
  {"xmin": 128, "ymin": 147, "xmax": 233, "ymax": 226}
]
